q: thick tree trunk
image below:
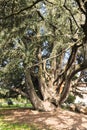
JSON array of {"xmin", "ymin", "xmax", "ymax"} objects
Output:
[{"xmin": 25, "ymin": 68, "xmax": 56, "ymax": 111}]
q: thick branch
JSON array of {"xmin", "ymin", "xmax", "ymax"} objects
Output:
[
  {"xmin": 59, "ymin": 61, "xmax": 87, "ymax": 104},
  {"xmin": 10, "ymin": 87, "xmax": 29, "ymax": 98},
  {"xmin": 65, "ymin": 44, "xmax": 79, "ymax": 72},
  {"xmin": 70, "ymin": 60, "xmax": 87, "ymax": 79},
  {"xmin": 29, "ymin": 41, "xmax": 82, "ymax": 69},
  {"xmin": 54, "ymin": 43, "xmax": 80, "ymax": 87}
]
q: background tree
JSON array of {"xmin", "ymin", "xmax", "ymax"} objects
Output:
[{"xmin": 0, "ymin": 0, "xmax": 87, "ymax": 111}]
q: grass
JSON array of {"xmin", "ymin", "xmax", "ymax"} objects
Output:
[
  {"xmin": 0, "ymin": 98, "xmax": 33, "ymax": 109},
  {"xmin": 0, "ymin": 98, "xmax": 39, "ymax": 130},
  {"xmin": 0, "ymin": 117, "xmax": 39, "ymax": 130},
  {"xmin": 0, "ymin": 98, "xmax": 51, "ymax": 130},
  {"xmin": 0, "ymin": 108, "xmax": 52, "ymax": 130},
  {"xmin": 0, "ymin": 103, "xmax": 33, "ymax": 110},
  {"xmin": 0, "ymin": 123, "xmax": 39, "ymax": 130}
]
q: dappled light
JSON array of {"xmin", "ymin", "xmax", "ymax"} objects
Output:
[
  {"xmin": 0, "ymin": 108, "xmax": 87, "ymax": 130},
  {"xmin": 0, "ymin": 0, "xmax": 87, "ymax": 129}
]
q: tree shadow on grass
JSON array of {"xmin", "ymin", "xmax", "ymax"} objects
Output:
[{"xmin": 0, "ymin": 108, "xmax": 87, "ymax": 130}]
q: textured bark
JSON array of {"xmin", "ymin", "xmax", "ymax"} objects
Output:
[
  {"xmin": 59, "ymin": 79, "xmax": 71, "ymax": 104},
  {"xmin": 59, "ymin": 60, "xmax": 87, "ymax": 105},
  {"xmin": 37, "ymin": 47, "xmax": 57, "ymax": 103},
  {"xmin": 25, "ymin": 68, "xmax": 56, "ymax": 111},
  {"xmin": 24, "ymin": 0, "xmax": 87, "ymax": 110}
]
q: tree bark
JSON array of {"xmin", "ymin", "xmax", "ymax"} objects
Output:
[{"xmin": 25, "ymin": 68, "xmax": 56, "ymax": 111}]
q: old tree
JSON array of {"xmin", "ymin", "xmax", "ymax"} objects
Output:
[{"xmin": 0, "ymin": 0, "xmax": 87, "ymax": 111}]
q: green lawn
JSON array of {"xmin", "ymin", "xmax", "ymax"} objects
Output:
[
  {"xmin": 0, "ymin": 117, "xmax": 39, "ymax": 130},
  {"xmin": 0, "ymin": 98, "xmax": 50, "ymax": 130},
  {"xmin": 0, "ymin": 107, "xmax": 39, "ymax": 130},
  {"xmin": 0, "ymin": 98, "xmax": 33, "ymax": 109}
]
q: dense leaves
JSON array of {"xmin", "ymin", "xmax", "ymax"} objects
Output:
[{"xmin": 0, "ymin": 0, "xmax": 87, "ymax": 111}]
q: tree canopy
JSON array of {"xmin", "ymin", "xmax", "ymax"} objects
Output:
[{"xmin": 0, "ymin": 0, "xmax": 87, "ymax": 111}]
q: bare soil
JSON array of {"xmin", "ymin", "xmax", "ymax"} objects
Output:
[{"xmin": 0, "ymin": 108, "xmax": 87, "ymax": 130}]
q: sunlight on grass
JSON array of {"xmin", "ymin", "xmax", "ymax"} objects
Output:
[
  {"xmin": 0, "ymin": 123, "xmax": 39, "ymax": 130},
  {"xmin": 0, "ymin": 118, "xmax": 39, "ymax": 130},
  {"xmin": 0, "ymin": 98, "xmax": 33, "ymax": 109}
]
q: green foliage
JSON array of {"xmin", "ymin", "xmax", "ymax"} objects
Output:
[
  {"xmin": 0, "ymin": 98, "xmax": 32, "ymax": 109},
  {"xmin": 0, "ymin": 110, "xmax": 51, "ymax": 130},
  {"xmin": 0, "ymin": 121, "xmax": 39, "ymax": 130},
  {"xmin": 66, "ymin": 94, "xmax": 76, "ymax": 104},
  {"xmin": 0, "ymin": 0, "xmax": 86, "ymax": 105}
]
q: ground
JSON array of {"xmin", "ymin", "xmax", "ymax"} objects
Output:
[{"xmin": 0, "ymin": 108, "xmax": 87, "ymax": 130}]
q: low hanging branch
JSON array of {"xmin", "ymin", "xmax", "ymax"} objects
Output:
[{"xmin": 9, "ymin": 87, "xmax": 29, "ymax": 98}]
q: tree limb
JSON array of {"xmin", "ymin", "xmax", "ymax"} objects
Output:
[
  {"xmin": 70, "ymin": 60, "xmax": 87, "ymax": 79},
  {"xmin": 54, "ymin": 43, "xmax": 80, "ymax": 87},
  {"xmin": 29, "ymin": 40, "xmax": 82, "ymax": 69},
  {"xmin": 10, "ymin": 87, "xmax": 29, "ymax": 98}
]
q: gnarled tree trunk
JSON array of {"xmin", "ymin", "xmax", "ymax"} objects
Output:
[
  {"xmin": 24, "ymin": 0, "xmax": 87, "ymax": 111},
  {"xmin": 25, "ymin": 68, "xmax": 56, "ymax": 111}
]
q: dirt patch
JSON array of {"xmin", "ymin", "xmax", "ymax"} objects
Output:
[{"xmin": 0, "ymin": 108, "xmax": 87, "ymax": 130}]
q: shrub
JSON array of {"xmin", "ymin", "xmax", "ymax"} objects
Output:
[{"xmin": 66, "ymin": 94, "xmax": 76, "ymax": 104}]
